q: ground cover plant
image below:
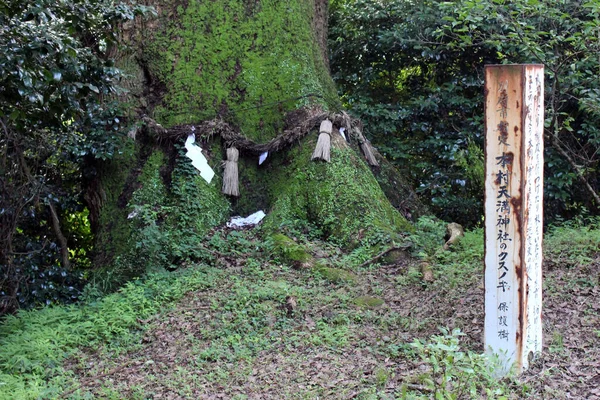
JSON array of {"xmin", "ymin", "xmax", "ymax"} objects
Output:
[{"xmin": 1, "ymin": 217, "xmax": 598, "ymax": 399}]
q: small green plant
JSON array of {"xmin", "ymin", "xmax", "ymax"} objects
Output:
[
  {"xmin": 406, "ymin": 328, "xmax": 510, "ymax": 399},
  {"xmin": 407, "ymin": 216, "xmax": 448, "ymax": 263},
  {"xmin": 549, "ymin": 331, "xmax": 564, "ymax": 354},
  {"xmin": 374, "ymin": 366, "xmax": 390, "ymax": 388}
]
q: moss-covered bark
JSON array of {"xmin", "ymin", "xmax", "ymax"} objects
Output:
[
  {"xmin": 141, "ymin": 0, "xmax": 339, "ymax": 136},
  {"xmin": 90, "ymin": 0, "xmax": 419, "ymax": 287},
  {"xmin": 264, "ymin": 134, "xmax": 413, "ymax": 244}
]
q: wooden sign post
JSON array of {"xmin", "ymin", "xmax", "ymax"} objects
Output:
[{"xmin": 484, "ymin": 64, "xmax": 544, "ymax": 375}]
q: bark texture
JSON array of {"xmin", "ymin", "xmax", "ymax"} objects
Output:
[{"xmin": 87, "ymin": 0, "xmax": 422, "ymax": 286}]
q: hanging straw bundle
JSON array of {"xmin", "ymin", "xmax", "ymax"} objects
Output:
[
  {"xmin": 355, "ymin": 126, "xmax": 379, "ymax": 167},
  {"xmin": 222, "ymin": 147, "xmax": 240, "ymax": 197},
  {"xmin": 311, "ymin": 119, "xmax": 332, "ymax": 162}
]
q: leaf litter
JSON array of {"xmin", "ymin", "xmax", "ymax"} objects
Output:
[{"xmin": 63, "ymin": 229, "xmax": 600, "ymax": 399}]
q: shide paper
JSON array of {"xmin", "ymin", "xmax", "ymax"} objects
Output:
[{"xmin": 185, "ymin": 133, "xmax": 214, "ymax": 183}]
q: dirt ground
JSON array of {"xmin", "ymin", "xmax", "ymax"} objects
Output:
[{"xmin": 63, "ymin": 237, "xmax": 600, "ymax": 399}]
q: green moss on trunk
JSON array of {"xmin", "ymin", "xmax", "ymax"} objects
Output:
[
  {"xmin": 92, "ymin": 143, "xmax": 137, "ymax": 272},
  {"xmin": 91, "ymin": 0, "xmax": 418, "ymax": 290},
  {"xmin": 372, "ymin": 154, "xmax": 430, "ymax": 221},
  {"xmin": 264, "ymin": 134, "xmax": 413, "ymax": 246},
  {"xmin": 92, "ymin": 145, "xmax": 228, "ymax": 291},
  {"xmin": 143, "ymin": 0, "xmax": 339, "ymax": 136}
]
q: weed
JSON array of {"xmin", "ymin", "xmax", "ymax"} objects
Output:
[
  {"xmin": 405, "ymin": 328, "xmax": 512, "ymax": 399},
  {"xmin": 374, "ymin": 366, "xmax": 391, "ymax": 387},
  {"xmin": 549, "ymin": 331, "xmax": 564, "ymax": 354},
  {"xmin": 408, "ymin": 216, "xmax": 447, "ymax": 260},
  {"xmin": 395, "ymin": 265, "xmax": 423, "ymax": 287}
]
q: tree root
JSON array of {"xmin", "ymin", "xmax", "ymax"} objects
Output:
[
  {"xmin": 443, "ymin": 222, "xmax": 464, "ymax": 250},
  {"xmin": 358, "ymin": 244, "xmax": 411, "ymax": 268},
  {"xmin": 420, "ymin": 260, "xmax": 434, "ymax": 282}
]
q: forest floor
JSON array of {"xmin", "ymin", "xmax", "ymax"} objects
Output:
[
  {"xmin": 1, "ymin": 219, "xmax": 599, "ymax": 399},
  {"xmin": 62, "ymin": 222, "xmax": 600, "ymax": 399}
]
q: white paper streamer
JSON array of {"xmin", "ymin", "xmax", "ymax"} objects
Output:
[
  {"xmin": 185, "ymin": 134, "xmax": 215, "ymax": 183},
  {"xmin": 259, "ymin": 151, "xmax": 269, "ymax": 165}
]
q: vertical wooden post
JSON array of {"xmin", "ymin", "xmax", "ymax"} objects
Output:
[{"xmin": 484, "ymin": 64, "xmax": 544, "ymax": 375}]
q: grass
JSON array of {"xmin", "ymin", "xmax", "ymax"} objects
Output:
[
  {"xmin": 0, "ymin": 267, "xmax": 221, "ymax": 399},
  {"xmin": 543, "ymin": 217, "xmax": 600, "ymax": 268},
  {"xmin": 0, "ymin": 219, "xmax": 598, "ymax": 399}
]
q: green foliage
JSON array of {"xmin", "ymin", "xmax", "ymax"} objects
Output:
[
  {"xmin": 0, "ymin": 0, "xmax": 154, "ymax": 311},
  {"xmin": 399, "ymin": 219, "xmax": 484, "ymax": 291},
  {"xmin": 149, "ymin": 146, "xmax": 229, "ymax": 267},
  {"xmin": 544, "ymin": 216, "xmax": 600, "ymax": 268},
  {"xmin": 330, "ymin": 0, "xmax": 600, "ymax": 225},
  {"xmin": 438, "ymin": 0, "xmax": 600, "ymax": 217},
  {"xmin": 128, "ymin": 150, "xmax": 170, "ymax": 269},
  {"xmin": 0, "ymin": 266, "xmax": 218, "ymax": 399},
  {"xmin": 455, "ymin": 140, "xmax": 485, "ymax": 195},
  {"xmin": 92, "ymin": 145, "xmax": 229, "ymax": 293},
  {"xmin": 407, "ymin": 216, "xmax": 448, "ymax": 260},
  {"xmin": 405, "ymin": 328, "xmax": 511, "ymax": 399},
  {"xmin": 330, "ymin": 0, "xmax": 486, "ymax": 226}
]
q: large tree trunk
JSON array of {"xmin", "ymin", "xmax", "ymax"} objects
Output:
[{"xmin": 87, "ymin": 0, "xmax": 426, "ymax": 287}]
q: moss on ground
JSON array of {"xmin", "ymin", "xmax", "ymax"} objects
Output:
[
  {"xmin": 270, "ymin": 233, "xmax": 314, "ymax": 267},
  {"xmin": 352, "ymin": 296, "xmax": 385, "ymax": 308},
  {"xmin": 316, "ymin": 266, "xmax": 357, "ymax": 284}
]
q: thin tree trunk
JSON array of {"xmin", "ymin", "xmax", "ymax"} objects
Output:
[
  {"xmin": 548, "ymin": 133, "xmax": 600, "ymax": 206},
  {"xmin": 48, "ymin": 202, "xmax": 71, "ymax": 270}
]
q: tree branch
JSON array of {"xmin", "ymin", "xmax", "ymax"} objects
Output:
[
  {"xmin": 547, "ymin": 133, "xmax": 600, "ymax": 207},
  {"xmin": 48, "ymin": 202, "xmax": 71, "ymax": 270},
  {"xmin": 358, "ymin": 244, "xmax": 411, "ymax": 268}
]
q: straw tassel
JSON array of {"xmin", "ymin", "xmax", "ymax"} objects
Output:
[
  {"xmin": 222, "ymin": 147, "xmax": 240, "ymax": 197},
  {"xmin": 355, "ymin": 127, "xmax": 379, "ymax": 167},
  {"xmin": 311, "ymin": 120, "xmax": 332, "ymax": 162}
]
